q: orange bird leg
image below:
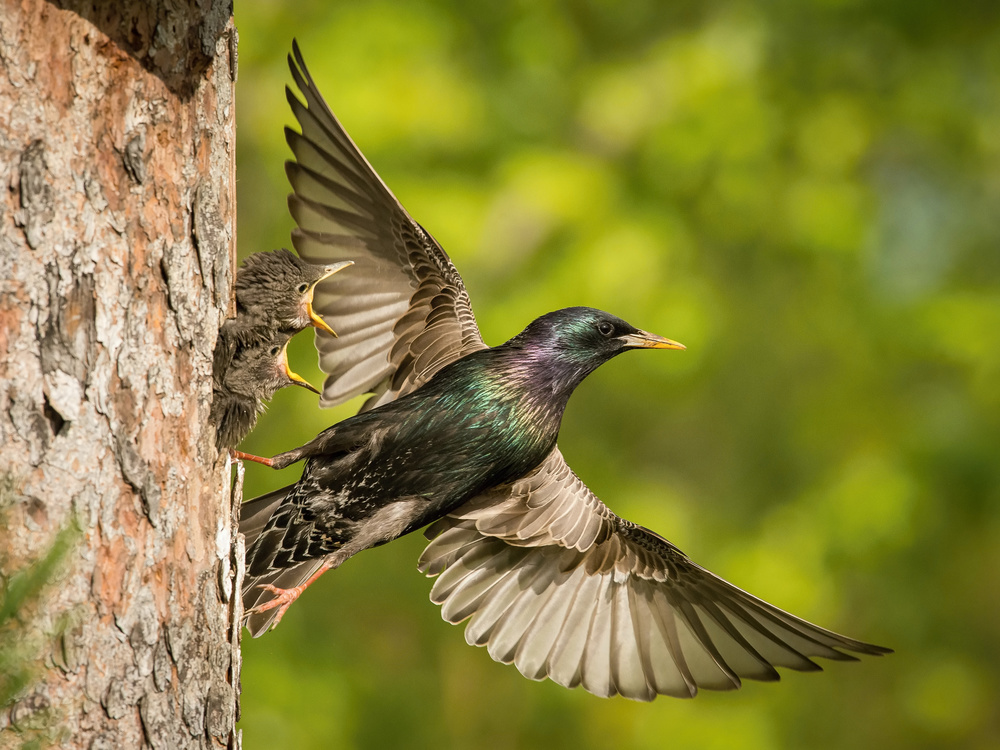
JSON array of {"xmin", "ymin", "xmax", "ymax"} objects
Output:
[
  {"xmin": 230, "ymin": 449, "xmax": 275, "ymax": 467},
  {"xmin": 249, "ymin": 563, "xmax": 333, "ymax": 630}
]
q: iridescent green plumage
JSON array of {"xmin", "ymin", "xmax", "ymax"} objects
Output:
[{"xmin": 242, "ymin": 308, "xmax": 677, "ymax": 626}]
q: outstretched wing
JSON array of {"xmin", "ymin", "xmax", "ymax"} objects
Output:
[
  {"xmin": 419, "ymin": 449, "xmax": 891, "ymax": 702},
  {"xmin": 285, "ymin": 41, "xmax": 486, "ymax": 410}
]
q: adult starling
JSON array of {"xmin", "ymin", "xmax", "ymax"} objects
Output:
[
  {"xmin": 211, "ymin": 330, "xmax": 320, "ymax": 450},
  {"xmin": 239, "ymin": 42, "xmax": 890, "ymax": 702},
  {"xmin": 230, "ymin": 249, "xmax": 353, "ymax": 342}
]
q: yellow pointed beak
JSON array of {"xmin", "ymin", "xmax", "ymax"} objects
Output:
[
  {"xmin": 307, "ymin": 306, "xmax": 337, "ymax": 337},
  {"xmin": 280, "ymin": 346, "xmax": 321, "ymax": 394},
  {"xmin": 306, "ymin": 260, "xmax": 354, "ymax": 337},
  {"xmin": 619, "ymin": 330, "xmax": 686, "ymax": 350}
]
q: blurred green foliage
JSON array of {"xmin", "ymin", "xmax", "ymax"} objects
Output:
[
  {"xmin": 233, "ymin": 2, "xmax": 1000, "ymax": 748},
  {"xmin": 0, "ymin": 474, "xmax": 77, "ymax": 747}
]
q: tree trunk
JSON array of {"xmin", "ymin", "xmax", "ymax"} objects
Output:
[{"xmin": 0, "ymin": 2, "xmax": 241, "ymax": 748}]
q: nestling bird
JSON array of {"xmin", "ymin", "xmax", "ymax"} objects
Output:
[
  {"xmin": 230, "ymin": 248, "xmax": 353, "ymax": 343},
  {"xmin": 239, "ymin": 42, "xmax": 890, "ymax": 702},
  {"xmin": 211, "ymin": 330, "xmax": 320, "ymax": 450},
  {"xmin": 212, "ymin": 249, "xmax": 349, "ymax": 449}
]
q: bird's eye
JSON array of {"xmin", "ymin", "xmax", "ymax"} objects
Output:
[
  {"xmin": 269, "ymin": 346, "xmax": 281, "ymax": 356},
  {"xmin": 297, "ymin": 282, "xmax": 309, "ymax": 294},
  {"xmin": 597, "ymin": 321, "xmax": 615, "ymax": 337}
]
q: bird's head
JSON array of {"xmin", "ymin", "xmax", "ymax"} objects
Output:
[
  {"xmin": 227, "ymin": 331, "xmax": 321, "ymax": 401},
  {"xmin": 236, "ymin": 249, "xmax": 352, "ymax": 335},
  {"xmin": 507, "ymin": 307, "xmax": 684, "ymax": 387}
]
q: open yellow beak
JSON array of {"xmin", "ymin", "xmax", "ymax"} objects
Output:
[
  {"xmin": 307, "ymin": 305, "xmax": 337, "ymax": 337},
  {"xmin": 306, "ymin": 260, "xmax": 354, "ymax": 337},
  {"xmin": 619, "ymin": 330, "xmax": 686, "ymax": 350},
  {"xmin": 280, "ymin": 347, "xmax": 321, "ymax": 394}
]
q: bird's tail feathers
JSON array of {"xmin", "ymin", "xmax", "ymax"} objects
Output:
[
  {"xmin": 240, "ymin": 483, "xmax": 315, "ymax": 637},
  {"xmin": 240, "ymin": 484, "xmax": 294, "ymax": 551}
]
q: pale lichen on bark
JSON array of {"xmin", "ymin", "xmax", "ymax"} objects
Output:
[{"xmin": 0, "ymin": 1, "xmax": 242, "ymax": 748}]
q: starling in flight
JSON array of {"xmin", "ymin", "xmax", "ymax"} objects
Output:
[
  {"xmin": 212, "ymin": 330, "xmax": 319, "ymax": 450},
  {"xmin": 240, "ymin": 42, "xmax": 890, "ymax": 701}
]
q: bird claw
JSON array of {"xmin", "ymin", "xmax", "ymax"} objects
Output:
[{"xmin": 247, "ymin": 583, "xmax": 306, "ymax": 629}]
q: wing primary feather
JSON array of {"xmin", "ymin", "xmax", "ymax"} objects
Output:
[
  {"xmin": 285, "ymin": 153, "xmax": 380, "ymax": 218},
  {"xmin": 284, "ymin": 115, "xmax": 375, "ymax": 190},
  {"xmin": 700, "ymin": 578, "xmax": 851, "ymax": 663},
  {"xmin": 670, "ymin": 593, "xmax": 742, "ymax": 690},
  {"xmin": 610, "ymin": 581, "xmax": 654, "ymax": 701},
  {"xmin": 648, "ymin": 586, "xmax": 698, "ymax": 696},
  {"xmin": 579, "ymin": 577, "xmax": 616, "ymax": 698},
  {"xmin": 463, "ymin": 563, "xmax": 532, "ymax": 647},
  {"xmin": 513, "ymin": 557, "xmax": 585, "ymax": 681},
  {"xmin": 696, "ymin": 599, "xmax": 781, "ymax": 681},
  {"xmin": 546, "ymin": 571, "xmax": 605, "ymax": 689}
]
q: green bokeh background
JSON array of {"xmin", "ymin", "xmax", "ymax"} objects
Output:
[{"xmin": 233, "ymin": 2, "xmax": 1000, "ymax": 748}]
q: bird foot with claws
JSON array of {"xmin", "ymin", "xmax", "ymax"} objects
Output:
[
  {"xmin": 247, "ymin": 583, "xmax": 306, "ymax": 630},
  {"xmin": 246, "ymin": 563, "xmax": 332, "ymax": 630}
]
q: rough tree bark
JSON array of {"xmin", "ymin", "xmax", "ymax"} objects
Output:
[{"xmin": 0, "ymin": 2, "xmax": 241, "ymax": 748}]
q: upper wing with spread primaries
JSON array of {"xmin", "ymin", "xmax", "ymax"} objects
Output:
[{"xmin": 285, "ymin": 41, "xmax": 486, "ymax": 411}]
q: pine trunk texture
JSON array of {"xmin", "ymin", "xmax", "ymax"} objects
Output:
[{"xmin": 0, "ymin": 1, "xmax": 242, "ymax": 748}]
